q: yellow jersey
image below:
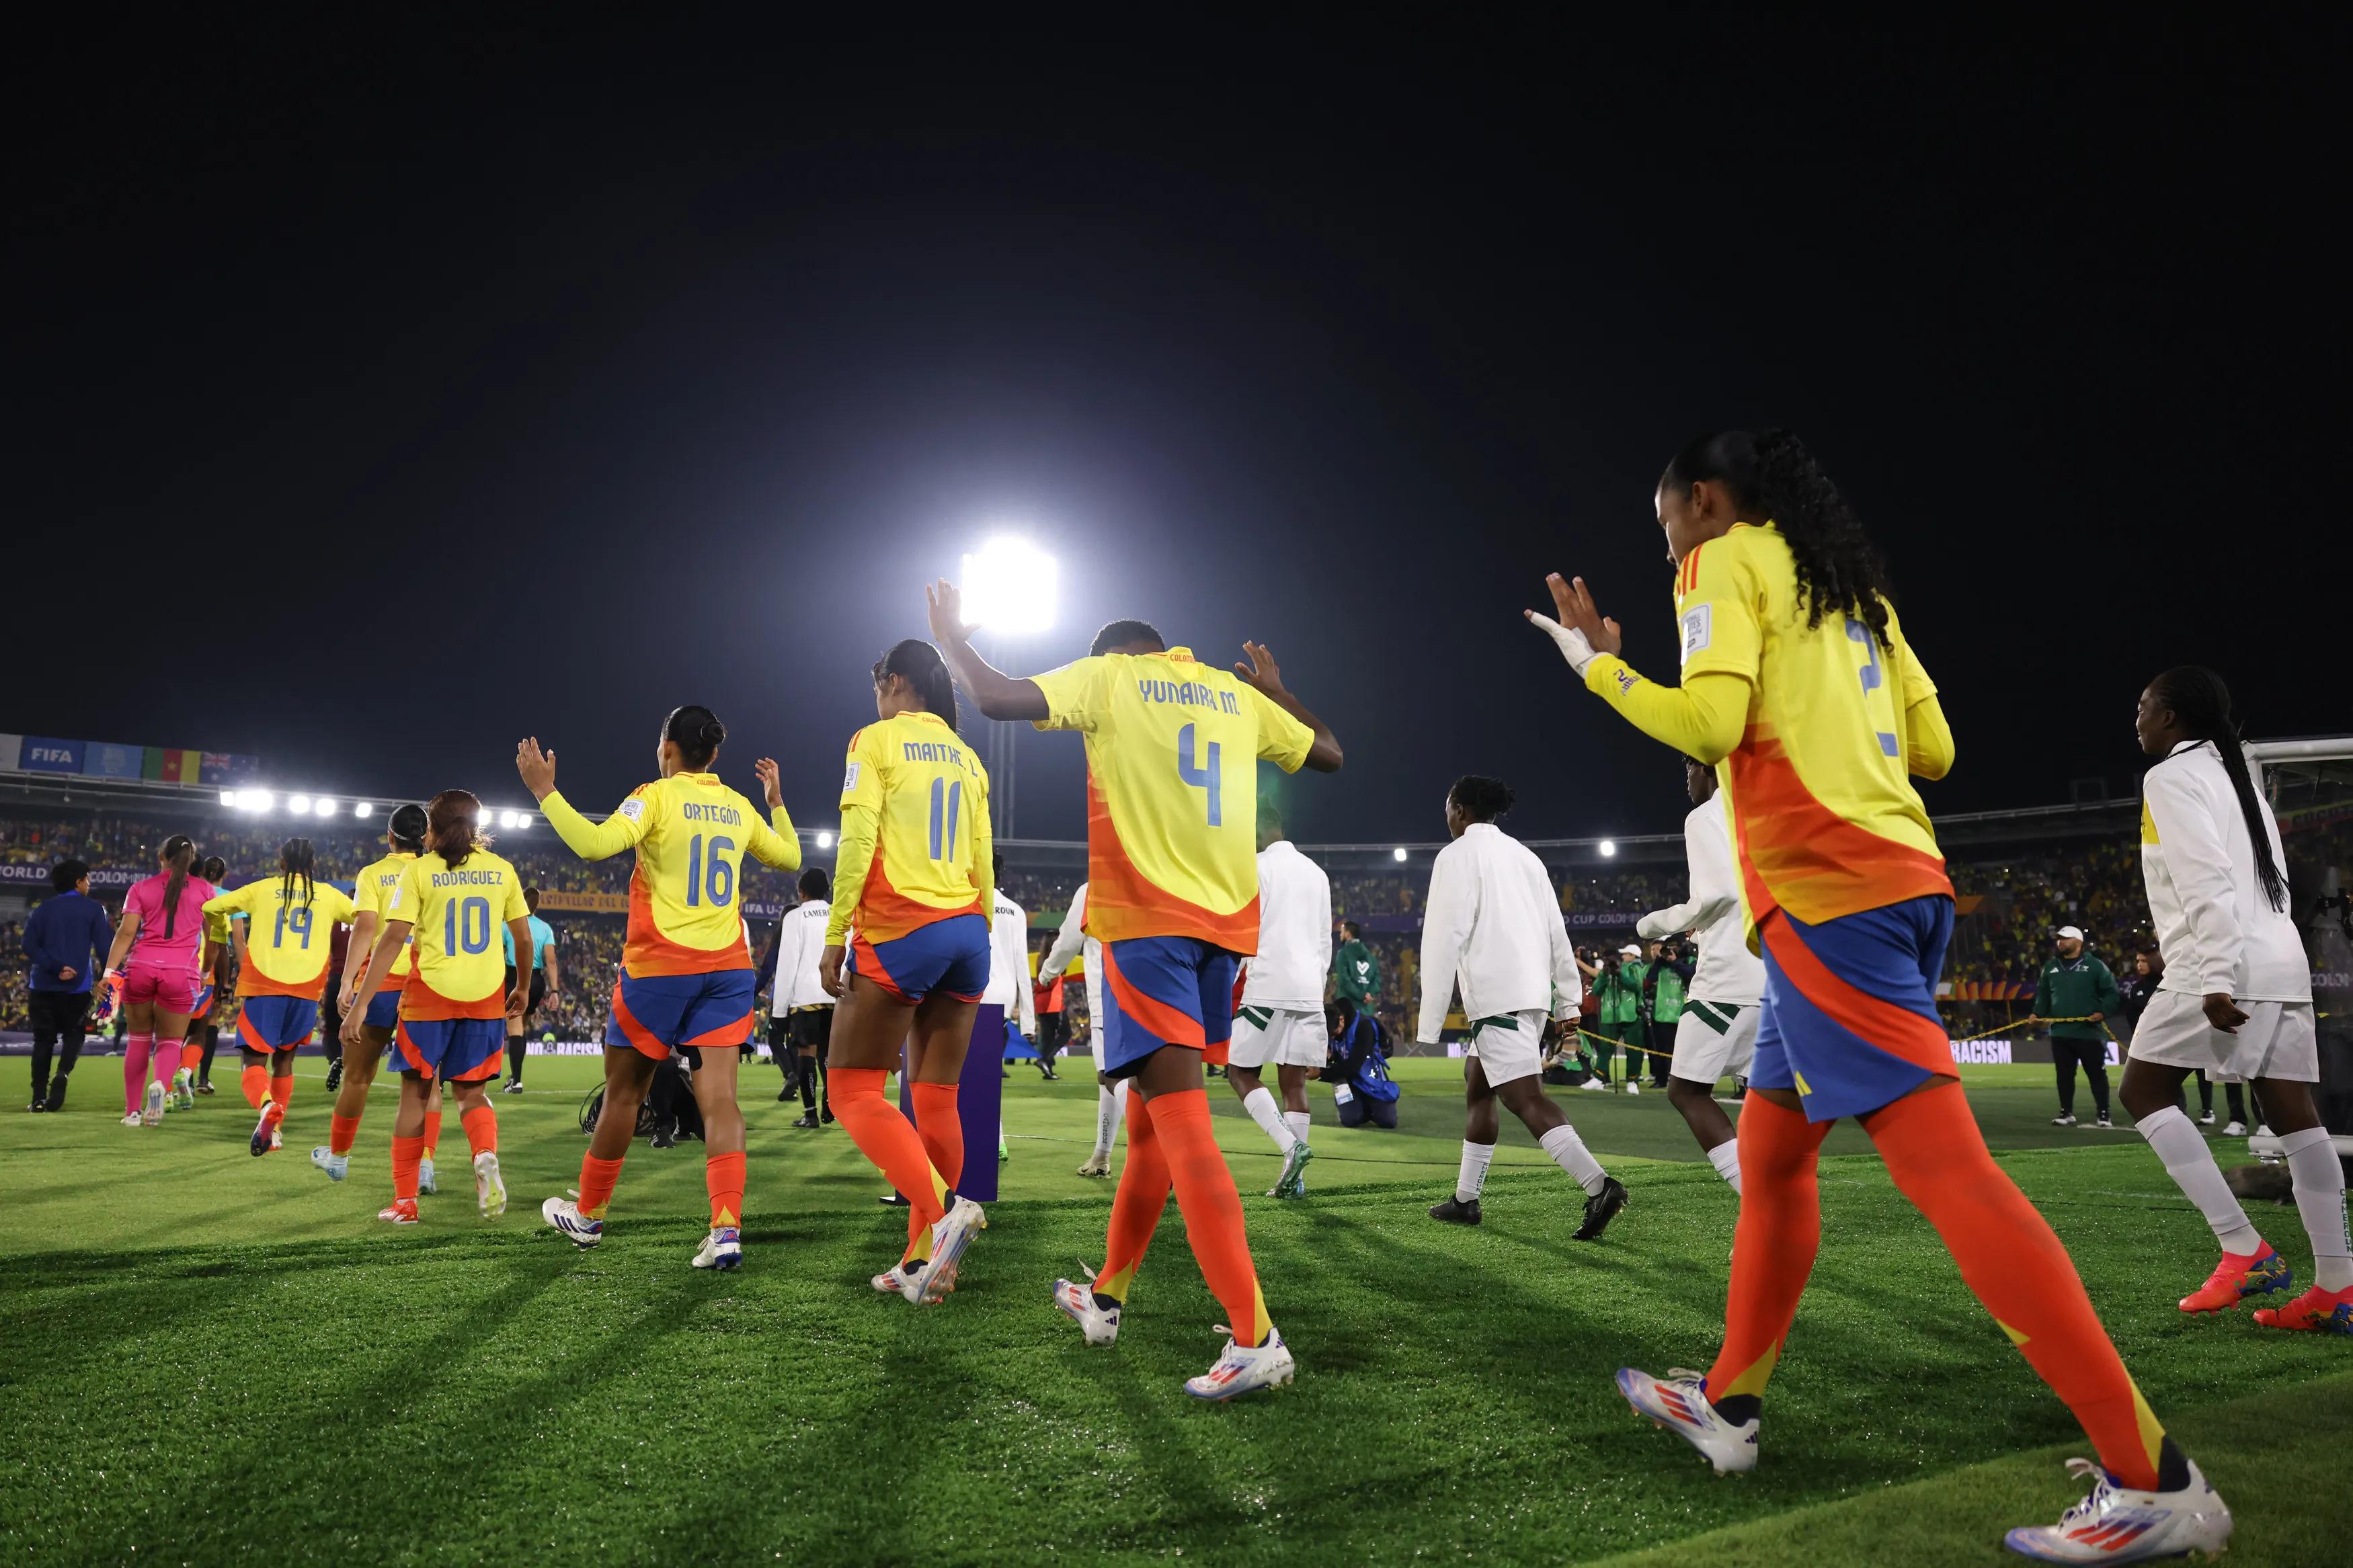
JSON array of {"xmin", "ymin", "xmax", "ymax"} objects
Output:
[
  {"xmin": 539, "ymin": 773, "xmax": 800, "ymax": 977},
  {"xmin": 828, "ymin": 710, "xmax": 992, "ymax": 945},
  {"xmin": 350, "ymin": 850, "xmax": 418, "ymax": 989},
  {"xmin": 202, "ymin": 878, "xmax": 357, "ymax": 1000},
  {"xmin": 387, "ymin": 849, "xmax": 531, "ymax": 1018},
  {"xmin": 1031, "ymin": 647, "xmax": 1315, "ymax": 950},
  {"xmin": 1615, "ymin": 522, "xmax": 1950, "ymax": 929}
]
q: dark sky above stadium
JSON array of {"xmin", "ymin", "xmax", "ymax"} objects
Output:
[{"xmin": 9, "ymin": 16, "xmax": 2330, "ymax": 845}]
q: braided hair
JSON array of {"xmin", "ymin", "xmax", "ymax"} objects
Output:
[
  {"xmin": 278, "ymin": 837, "xmax": 317, "ymax": 911},
  {"xmin": 159, "ymin": 835, "xmax": 196, "ymax": 938},
  {"xmin": 2149, "ymin": 667, "xmax": 2287, "ymax": 911},
  {"xmin": 1661, "ymin": 428, "xmax": 1895, "ymax": 649}
]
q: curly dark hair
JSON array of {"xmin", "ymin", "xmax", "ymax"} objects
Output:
[
  {"xmin": 1447, "ymin": 775, "xmax": 1516, "ymax": 823},
  {"xmin": 1661, "ymin": 429, "xmax": 1894, "ymax": 649}
]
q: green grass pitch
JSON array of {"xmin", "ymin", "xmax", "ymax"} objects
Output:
[{"xmin": 1, "ymin": 1053, "xmax": 2344, "ymax": 1565}]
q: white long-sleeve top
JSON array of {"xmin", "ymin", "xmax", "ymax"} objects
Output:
[
  {"xmin": 1637, "ymin": 794, "xmax": 1765, "ymax": 1006},
  {"xmin": 2141, "ymin": 739, "xmax": 2309, "ymax": 1002},
  {"xmin": 772, "ymin": 897, "xmax": 834, "ymax": 1011},
  {"xmin": 1417, "ymin": 823, "xmax": 1583, "ymax": 1043},
  {"xmin": 982, "ymin": 891, "xmax": 1039, "ymax": 1035},
  {"xmin": 1041, "ymin": 881, "xmax": 1105, "ymax": 1035},
  {"xmin": 1239, "ymin": 840, "xmax": 1333, "ymax": 1012}
]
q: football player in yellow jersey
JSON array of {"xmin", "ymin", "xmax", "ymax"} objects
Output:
[
  {"xmin": 342, "ymin": 791, "xmax": 530, "ymax": 1226},
  {"xmin": 315, "ymin": 804, "xmax": 434, "ymax": 1187},
  {"xmin": 178, "ymin": 854, "xmax": 232, "ymax": 1103},
  {"xmin": 519, "ymin": 705, "xmax": 801, "ymax": 1272},
  {"xmin": 814, "ymin": 640, "xmax": 994, "ymax": 1305},
  {"xmin": 1532, "ymin": 429, "xmax": 2226, "ymax": 1561},
  {"xmin": 203, "ymin": 839, "xmax": 355, "ymax": 1156},
  {"xmin": 930, "ymin": 585, "xmax": 1343, "ymax": 1400}
]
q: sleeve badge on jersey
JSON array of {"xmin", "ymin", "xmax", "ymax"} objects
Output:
[
  {"xmin": 842, "ymin": 761, "xmax": 861, "ymax": 792},
  {"xmin": 617, "ymin": 798, "xmax": 645, "ymax": 823},
  {"xmin": 1679, "ymin": 604, "xmax": 1712, "ymax": 663},
  {"xmin": 1614, "ymin": 667, "xmax": 1640, "ymax": 695}
]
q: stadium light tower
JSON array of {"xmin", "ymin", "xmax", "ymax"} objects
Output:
[{"xmin": 959, "ymin": 534, "xmax": 1058, "ymax": 836}]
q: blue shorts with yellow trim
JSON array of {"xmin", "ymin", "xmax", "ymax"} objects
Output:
[
  {"xmin": 606, "ymin": 969, "xmax": 757, "ymax": 1061},
  {"xmin": 363, "ymin": 989, "xmax": 401, "ymax": 1031},
  {"xmin": 1101, "ymin": 936, "xmax": 1241, "ymax": 1080},
  {"xmin": 1751, "ymin": 894, "xmax": 1955, "ymax": 1122},
  {"xmin": 395, "ymin": 1016, "xmax": 506, "ymax": 1081},
  {"xmin": 848, "ymin": 915, "xmax": 989, "ymax": 1007},
  {"xmin": 238, "ymin": 995, "xmax": 319, "ymax": 1050}
]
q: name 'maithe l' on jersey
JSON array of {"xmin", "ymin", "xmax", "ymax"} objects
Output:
[
  {"xmin": 1654, "ymin": 522, "xmax": 1951, "ymax": 931},
  {"xmin": 539, "ymin": 772, "xmax": 802, "ymax": 977},
  {"xmin": 1031, "ymin": 648, "xmax": 1315, "ymax": 952},
  {"xmin": 828, "ymin": 710, "xmax": 991, "ymax": 946},
  {"xmin": 202, "ymin": 877, "xmax": 357, "ymax": 999},
  {"xmin": 388, "ymin": 849, "xmax": 530, "ymax": 1017}
]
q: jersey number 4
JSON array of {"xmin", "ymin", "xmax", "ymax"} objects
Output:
[{"xmin": 1176, "ymin": 723, "xmax": 1222, "ymax": 827}]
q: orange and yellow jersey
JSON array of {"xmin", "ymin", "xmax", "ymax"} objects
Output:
[
  {"xmin": 827, "ymin": 710, "xmax": 992, "ymax": 946},
  {"xmin": 202, "ymin": 878, "xmax": 357, "ymax": 1000},
  {"xmin": 386, "ymin": 850, "xmax": 530, "ymax": 1019},
  {"xmin": 1590, "ymin": 522, "xmax": 1951, "ymax": 933},
  {"xmin": 539, "ymin": 774, "xmax": 800, "ymax": 977},
  {"xmin": 1031, "ymin": 647, "xmax": 1315, "ymax": 951},
  {"xmin": 349, "ymin": 851, "xmax": 418, "ymax": 989}
]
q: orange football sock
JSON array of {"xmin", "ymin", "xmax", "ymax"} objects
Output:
[
  {"xmin": 911, "ymin": 1082, "xmax": 963, "ymax": 1189},
  {"xmin": 1706, "ymin": 1093, "xmax": 1832, "ymax": 1420},
  {"xmin": 1862, "ymin": 1081, "xmax": 2171, "ymax": 1492},
  {"xmin": 460, "ymin": 1103, "xmax": 497, "ymax": 1157},
  {"xmin": 577, "ymin": 1154, "xmax": 625, "ymax": 1220},
  {"xmin": 1094, "ymin": 1085, "xmax": 1171, "ymax": 1305},
  {"xmin": 1145, "ymin": 1088, "xmax": 1273, "ymax": 1346},
  {"xmin": 270, "ymin": 1073, "xmax": 293, "ymax": 1113},
  {"xmin": 391, "ymin": 1134, "xmax": 423, "ymax": 1202},
  {"xmin": 833, "ymin": 1068, "xmax": 946, "ymax": 1239},
  {"xmin": 240, "ymin": 1064, "xmax": 269, "ymax": 1110},
  {"xmin": 707, "ymin": 1151, "xmax": 746, "ymax": 1228},
  {"xmin": 422, "ymin": 1109, "xmax": 442, "ymax": 1161},
  {"xmin": 180, "ymin": 1042, "xmax": 203, "ymax": 1073},
  {"xmin": 329, "ymin": 1112, "xmax": 362, "ymax": 1157}
]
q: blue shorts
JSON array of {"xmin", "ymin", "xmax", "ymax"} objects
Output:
[
  {"xmin": 238, "ymin": 995, "xmax": 319, "ymax": 1051},
  {"xmin": 606, "ymin": 969, "xmax": 756, "ymax": 1060},
  {"xmin": 394, "ymin": 1016, "xmax": 506, "ymax": 1081},
  {"xmin": 848, "ymin": 915, "xmax": 990, "ymax": 1007},
  {"xmin": 364, "ymin": 989, "xmax": 401, "ymax": 1031},
  {"xmin": 1101, "ymin": 936, "xmax": 1240, "ymax": 1080},
  {"xmin": 1750, "ymin": 894, "xmax": 1956, "ymax": 1122}
]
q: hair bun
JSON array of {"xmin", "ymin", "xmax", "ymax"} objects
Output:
[{"xmin": 701, "ymin": 719, "xmax": 726, "ymax": 745}]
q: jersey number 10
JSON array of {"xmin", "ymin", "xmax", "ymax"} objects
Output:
[{"xmin": 444, "ymin": 897, "xmax": 493, "ymax": 955}]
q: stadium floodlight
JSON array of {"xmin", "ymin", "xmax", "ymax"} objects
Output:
[
  {"xmin": 959, "ymin": 535, "xmax": 1058, "ymax": 638},
  {"xmin": 500, "ymin": 810, "xmax": 523, "ymax": 829},
  {"xmin": 354, "ymin": 802, "xmax": 374, "ymax": 819},
  {"xmin": 317, "ymin": 798, "xmax": 337, "ymax": 816},
  {"xmin": 243, "ymin": 790, "xmax": 275, "ymax": 813},
  {"xmin": 1599, "ymin": 839, "xmax": 1618, "ymax": 858},
  {"xmin": 516, "ymin": 813, "xmax": 531, "ymax": 830},
  {"xmin": 218, "ymin": 790, "xmax": 237, "ymax": 807},
  {"xmin": 288, "ymin": 795, "xmax": 313, "ymax": 815},
  {"xmin": 1392, "ymin": 846, "xmax": 1408, "ymax": 862},
  {"xmin": 817, "ymin": 829, "xmax": 836, "ymax": 851}
]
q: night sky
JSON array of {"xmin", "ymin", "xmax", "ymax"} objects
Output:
[{"xmin": 9, "ymin": 16, "xmax": 2331, "ymax": 844}]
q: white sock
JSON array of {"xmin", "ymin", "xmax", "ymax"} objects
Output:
[
  {"xmin": 1284, "ymin": 1110, "xmax": 1311, "ymax": 1152},
  {"xmin": 1455, "ymin": 1140, "xmax": 1494, "ymax": 1204},
  {"xmin": 2138, "ymin": 1104, "xmax": 2262, "ymax": 1255},
  {"xmin": 2279, "ymin": 1124, "xmax": 2353, "ymax": 1292},
  {"xmin": 1706, "ymin": 1138, "xmax": 1742, "ymax": 1194},
  {"xmin": 1093, "ymin": 1086, "xmax": 1121, "ymax": 1158},
  {"xmin": 1241, "ymin": 1085, "xmax": 1295, "ymax": 1154},
  {"xmin": 1541, "ymin": 1123, "xmax": 1607, "ymax": 1196}
]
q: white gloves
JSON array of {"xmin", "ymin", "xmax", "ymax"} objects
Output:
[{"xmin": 1527, "ymin": 611, "xmax": 1599, "ymax": 676}]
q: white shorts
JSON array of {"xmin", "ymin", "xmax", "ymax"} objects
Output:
[
  {"xmin": 2126, "ymin": 991, "xmax": 2317, "ymax": 1083},
  {"xmin": 1670, "ymin": 999, "xmax": 1759, "ymax": 1086},
  {"xmin": 1228, "ymin": 1005, "xmax": 1324, "ymax": 1070},
  {"xmin": 1466, "ymin": 1009, "xmax": 1549, "ymax": 1087}
]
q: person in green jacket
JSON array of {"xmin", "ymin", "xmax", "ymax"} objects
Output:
[
  {"xmin": 1638, "ymin": 940, "xmax": 1692, "ymax": 1091},
  {"xmin": 1331, "ymin": 919, "xmax": 1380, "ymax": 1008},
  {"xmin": 2035, "ymin": 924, "xmax": 2122, "ymax": 1128},
  {"xmin": 1582, "ymin": 946, "xmax": 1648, "ymax": 1091}
]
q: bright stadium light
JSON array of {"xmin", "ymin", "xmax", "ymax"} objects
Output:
[
  {"xmin": 218, "ymin": 790, "xmax": 237, "ymax": 807},
  {"xmin": 1392, "ymin": 846, "xmax": 1408, "ymax": 862},
  {"xmin": 960, "ymin": 535, "xmax": 1058, "ymax": 638},
  {"xmin": 516, "ymin": 813, "xmax": 531, "ymax": 830},
  {"xmin": 1599, "ymin": 839, "xmax": 1618, "ymax": 858},
  {"xmin": 288, "ymin": 795, "xmax": 313, "ymax": 815},
  {"xmin": 354, "ymin": 801, "xmax": 374, "ymax": 819},
  {"xmin": 315, "ymin": 798, "xmax": 337, "ymax": 817},
  {"xmin": 243, "ymin": 790, "xmax": 275, "ymax": 813},
  {"xmin": 817, "ymin": 829, "xmax": 836, "ymax": 850},
  {"xmin": 499, "ymin": 810, "xmax": 522, "ymax": 829}
]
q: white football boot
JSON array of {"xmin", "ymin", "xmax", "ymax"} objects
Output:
[
  {"xmin": 543, "ymin": 1193, "xmax": 602, "ymax": 1249},
  {"xmin": 417, "ymin": 1156, "xmax": 438, "ymax": 1196},
  {"xmin": 1184, "ymin": 1327, "xmax": 1294, "ymax": 1401},
  {"xmin": 692, "ymin": 1227, "xmax": 743, "ymax": 1271},
  {"xmin": 1076, "ymin": 1151, "xmax": 1111, "ymax": 1178},
  {"xmin": 310, "ymin": 1147, "xmax": 350, "ymax": 1182},
  {"xmin": 899, "ymin": 1197, "xmax": 984, "ymax": 1305},
  {"xmin": 473, "ymin": 1151, "xmax": 506, "ymax": 1218},
  {"xmin": 1052, "ymin": 1268, "xmax": 1121, "ymax": 1346},
  {"xmin": 1616, "ymin": 1367, "xmax": 1759, "ymax": 1475},
  {"xmin": 2003, "ymin": 1456, "xmax": 2231, "ymax": 1563}
]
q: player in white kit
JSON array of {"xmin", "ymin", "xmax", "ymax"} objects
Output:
[
  {"xmin": 772, "ymin": 868, "xmax": 836, "ymax": 1128},
  {"xmin": 982, "ymin": 852, "xmax": 1040, "ymax": 1057},
  {"xmin": 1042, "ymin": 881, "xmax": 1121, "ymax": 1176},
  {"xmin": 1226, "ymin": 803, "xmax": 1332, "ymax": 1199},
  {"xmin": 2116, "ymin": 667, "xmax": 2349, "ymax": 1333},
  {"xmin": 1419, "ymin": 776, "xmax": 1626, "ymax": 1236},
  {"xmin": 1636, "ymin": 758, "xmax": 1767, "ymax": 1193}
]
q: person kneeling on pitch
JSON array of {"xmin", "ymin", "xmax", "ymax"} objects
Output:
[
  {"xmin": 1326, "ymin": 998, "xmax": 1400, "ymax": 1130},
  {"xmin": 1418, "ymin": 776, "xmax": 1626, "ymax": 1234}
]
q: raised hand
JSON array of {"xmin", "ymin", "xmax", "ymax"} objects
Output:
[
  {"xmin": 1525, "ymin": 572, "xmax": 1624, "ymax": 673},
  {"xmin": 753, "ymin": 757, "xmax": 783, "ymax": 809},
  {"xmin": 1234, "ymin": 641, "xmax": 1287, "ymax": 696},
  {"xmin": 926, "ymin": 579, "xmax": 978, "ymax": 646},
  {"xmin": 516, "ymin": 737, "xmax": 558, "ymax": 801}
]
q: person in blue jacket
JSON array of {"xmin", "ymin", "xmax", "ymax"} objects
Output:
[
  {"xmin": 1324, "ymin": 997, "xmax": 1400, "ymax": 1130},
  {"xmin": 22, "ymin": 859, "xmax": 116, "ymax": 1112}
]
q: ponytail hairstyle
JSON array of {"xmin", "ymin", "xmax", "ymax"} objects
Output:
[
  {"xmin": 199, "ymin": 854, "xmax": 228, "ymax": 884},
  {"xmin": 1447, "ymin": 774, "xmax": 1517, "ymax": 824},
  {"xmin": 1661, "ymin": 428, "xmax": 1895, "ymax": 649},
  {"xmin": 387, "ymin": 802, "xmax": 428, "ymax": 854},
  {"xmin": 425, "ymin": 790, "xmax": 485, "ymax": 870},
  {"xmin": 873, "ymin": 639, "xmax": 959, "ymax": 731},
  {"xmin": 2149, "ymin": 667, "xmax": 2286, "ymax": 911},
  {"xmin": 278, "ymin": 837, "xmax": 317, "ymax": 911},
  {"xmin": 159, "ymin": 834, "xmax": 196, "ymax": 938},
  {"xmin": 662, "ymin": 705, "xmax": 727, "ymax": 770}
]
